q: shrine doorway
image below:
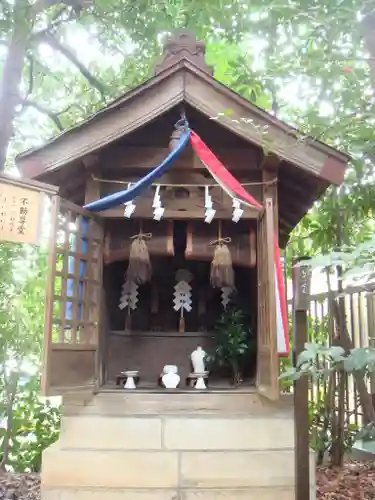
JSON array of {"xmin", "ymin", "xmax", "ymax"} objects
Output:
[{"xmin": 101, "ymin": 219, "xmax": 258, "ymax": 389}]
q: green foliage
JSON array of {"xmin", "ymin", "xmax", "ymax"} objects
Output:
[
  {"xmin": 0, "ymin": 243, "xmax": 48, "ymax": 367},
  {"xmin": 0, "ymin": 242, "xmax": 60, "ymax": 472},
  {"xmin": 282, "ymin": 242, "xmax": 375, "ymax": 465},
  {"xmin": 293, "ymin": 233, "xmax": 375, "ymax": 291},
  {"xmin": 280, "ymin": 341, "xmax": 375, "ymax": 381},
  {"xmin": 0, "ymin": 376, "xmax": 61, "ymax": 472},
  {"xmin": 280, "ymin": 340, "xmax": 364, "ymax": 464},
  {"xmin": 208, "ymin": 307, "xmax": 254, "ymax": 384},
  {"xmin": 309, "ymin": 396, "xmax": 358, "ymax": 461},
  {"xmin": 279, "ymin": 312, "xmax": 330, "ymax": 393}
]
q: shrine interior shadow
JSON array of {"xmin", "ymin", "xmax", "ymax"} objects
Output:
[{"xmin": 101, "ymin": 220, "xmax": 258, "ymax": 389}]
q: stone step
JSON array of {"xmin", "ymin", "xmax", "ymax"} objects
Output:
[
  {"xmin": 42, "ymin": 487, "xmax": 297, "ymax": 500},
  {"xmin": 42, "ymin": 446, "xmax": 296, "ymax": 490},
  {"xmin": 59, "ymin": 414, "xmax": 294, "ymax": 450},
  {"xmin": 63, "ymin": 391, "xmax": 293, "ymax": 416}
]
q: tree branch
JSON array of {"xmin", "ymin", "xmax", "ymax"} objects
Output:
[
  {"xmin": 21, "ymin": 100, "xmax": 64, "ymax": 130},
  {"xmin": 39, "ymin": 33, "xmax": 107, "ymax": 101},
  {"xmin": 31, "ymin": 6, "xmax": 77, "ymax": 39}
]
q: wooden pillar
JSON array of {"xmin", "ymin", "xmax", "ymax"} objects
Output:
[
  {"xmin": 261, "ymin": 155, "xmax": 280, "ymax": 236},
  {"xmin": 83, "ymin": 169, "xmax": 103, "ymax": 389},
  {"xmin": 292, "ymin": 258, "xmax": 312, "ymax": 500},
  {"xmin": 262, "ymin": 157, "xmax": 282, "ymax": 380}
]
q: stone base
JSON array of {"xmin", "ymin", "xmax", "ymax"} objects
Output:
[
  {"xmin": 42, "ymin": 487, "xmax": 297, "ymax": 500},
  {"xmin": 42, "ymin": 392, "xmax": 316, "ymax": 500}
]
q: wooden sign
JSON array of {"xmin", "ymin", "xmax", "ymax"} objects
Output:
[
  {"xmin": 293, "ymin": 257, "xmax": 312, "ymax": 311},
  {"xmin": 0, "ymin": 180, "xmax": 44, "ymax": 245}
]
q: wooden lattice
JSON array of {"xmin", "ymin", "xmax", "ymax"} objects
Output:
[
  {"xmin": 51, "ymin": 199, "xmax": 103, "ymax": 344},
  {"xmin": 41, "ymin": 197, "xmax": 104, "ymax": 395}
]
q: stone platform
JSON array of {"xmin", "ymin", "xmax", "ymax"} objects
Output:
[{"xmin": 41, "ymin": 391, "xmax": 316, "ymax": 499}]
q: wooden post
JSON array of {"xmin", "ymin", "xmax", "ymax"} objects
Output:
[
  {"xmin": 262, "ymin": 164, "xmax": 279, "ymax": 234},
  {"xmin": 41, "ymin": 195, "xmax": 60, "ymax": 396},
  {"xmin": 292, "ymin": 257, "xmax": 312, "ymax": 500}
]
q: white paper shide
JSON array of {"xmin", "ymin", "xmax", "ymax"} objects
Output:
[{"xmin": 119, "ymin": 280, "xmax": 139, "ymax": 311}]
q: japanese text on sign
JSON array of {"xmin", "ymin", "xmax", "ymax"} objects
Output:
[
  {"xmin": 0, "ymin": 183, "xmax": 42, "ymax": 245},
  {"xmin": 293, "ymin": 262, "xmax": 312, "ymax": 311}
]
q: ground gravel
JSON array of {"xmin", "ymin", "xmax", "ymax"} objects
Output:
[
  {"xmin": 0, "ymin": 473, "xmax": 40, "ymax": 500},
  {"xmin": 317, "ymin": 461, "xmax": 375, "ymax": 499}
]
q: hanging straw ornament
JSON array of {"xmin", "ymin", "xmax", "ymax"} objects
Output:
[
  {"xmin": 210, "ymin": 221, "xmax": 234, "ymax": 289},
  {"xmin": 126, "ymin": 229, "xmax": 152, "ymax": 285}
]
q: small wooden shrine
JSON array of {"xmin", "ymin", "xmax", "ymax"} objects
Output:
[{"xmin": 16, "ymin": 31, "xmax": 349, "ymax": 400}]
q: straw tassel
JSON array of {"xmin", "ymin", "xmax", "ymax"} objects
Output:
[
  {"xmin": 126, "ymin": 230, "xmax": 152, "ymax": 285},
  {"xmin": 210, "ymin": 222, "xmax": 234, "ymax": 288}
]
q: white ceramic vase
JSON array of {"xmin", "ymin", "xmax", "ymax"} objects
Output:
[{"xmin": 162, "ymin": 365, "xmax": 180, "ymax": 389}]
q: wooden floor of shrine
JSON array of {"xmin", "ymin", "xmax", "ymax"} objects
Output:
[{"xmin": 101, "ymin": 379, "xmax": 256, "ymax": 392}]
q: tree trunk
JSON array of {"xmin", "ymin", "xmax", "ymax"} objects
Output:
[
  {"xmin": 330, "ymin": 369, "xmax": 346, "ymax": 467},
  {"xmin": 316, "ymin": 372, "xmax": 334, "ymax": 466},
  {"xmin": 330, "ymin": 262, "xmax": 347, "ymax": 467},
  {"xmin": 0, "ymin": 8, "xmax": 31, "ymax": 171},
  {"xmin": 330, "ymin": 297, "xmax": 375, "ymax": 423}
]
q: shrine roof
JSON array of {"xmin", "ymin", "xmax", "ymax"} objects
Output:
[
  {"xmin": 15, "ymin": 32, "xmax": 350, "ymax": 243},
  {"xmin": 16, "ymin": 31, "xmax": 349, "ymax": 184}
]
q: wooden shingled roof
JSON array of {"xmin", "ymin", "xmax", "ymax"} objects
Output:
[{"xmin": 16, "ymin": 31, "xmax": 350, "ymax": 243}]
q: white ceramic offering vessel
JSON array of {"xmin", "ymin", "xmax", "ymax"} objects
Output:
[
  {"xmin": 121, "ymin": 370, "xmax": 139, "ymax": 390},
  {"xmin": 193, "ymin": 371, "xmax": 209, "ymax": 390},
  {"xmin": 191, "ymin": 346, "xmax": 206, "ymax": 373},
  {"xmin": 162, "ymin": 365, "xmax": 180, "ymax": 389}
]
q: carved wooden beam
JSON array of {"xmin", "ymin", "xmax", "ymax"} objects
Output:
[
  {"xmin": 97, "ymin": 146, "xmax": 260, "ymax": 172},
  {"xmin": 81, "ymin": 154, "xmax": 99, "ymax": 169}
]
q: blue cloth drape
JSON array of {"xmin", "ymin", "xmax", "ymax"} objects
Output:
[{"xmin": 84, "ymin": 129, "xmax": 191, "ymax": 212}]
